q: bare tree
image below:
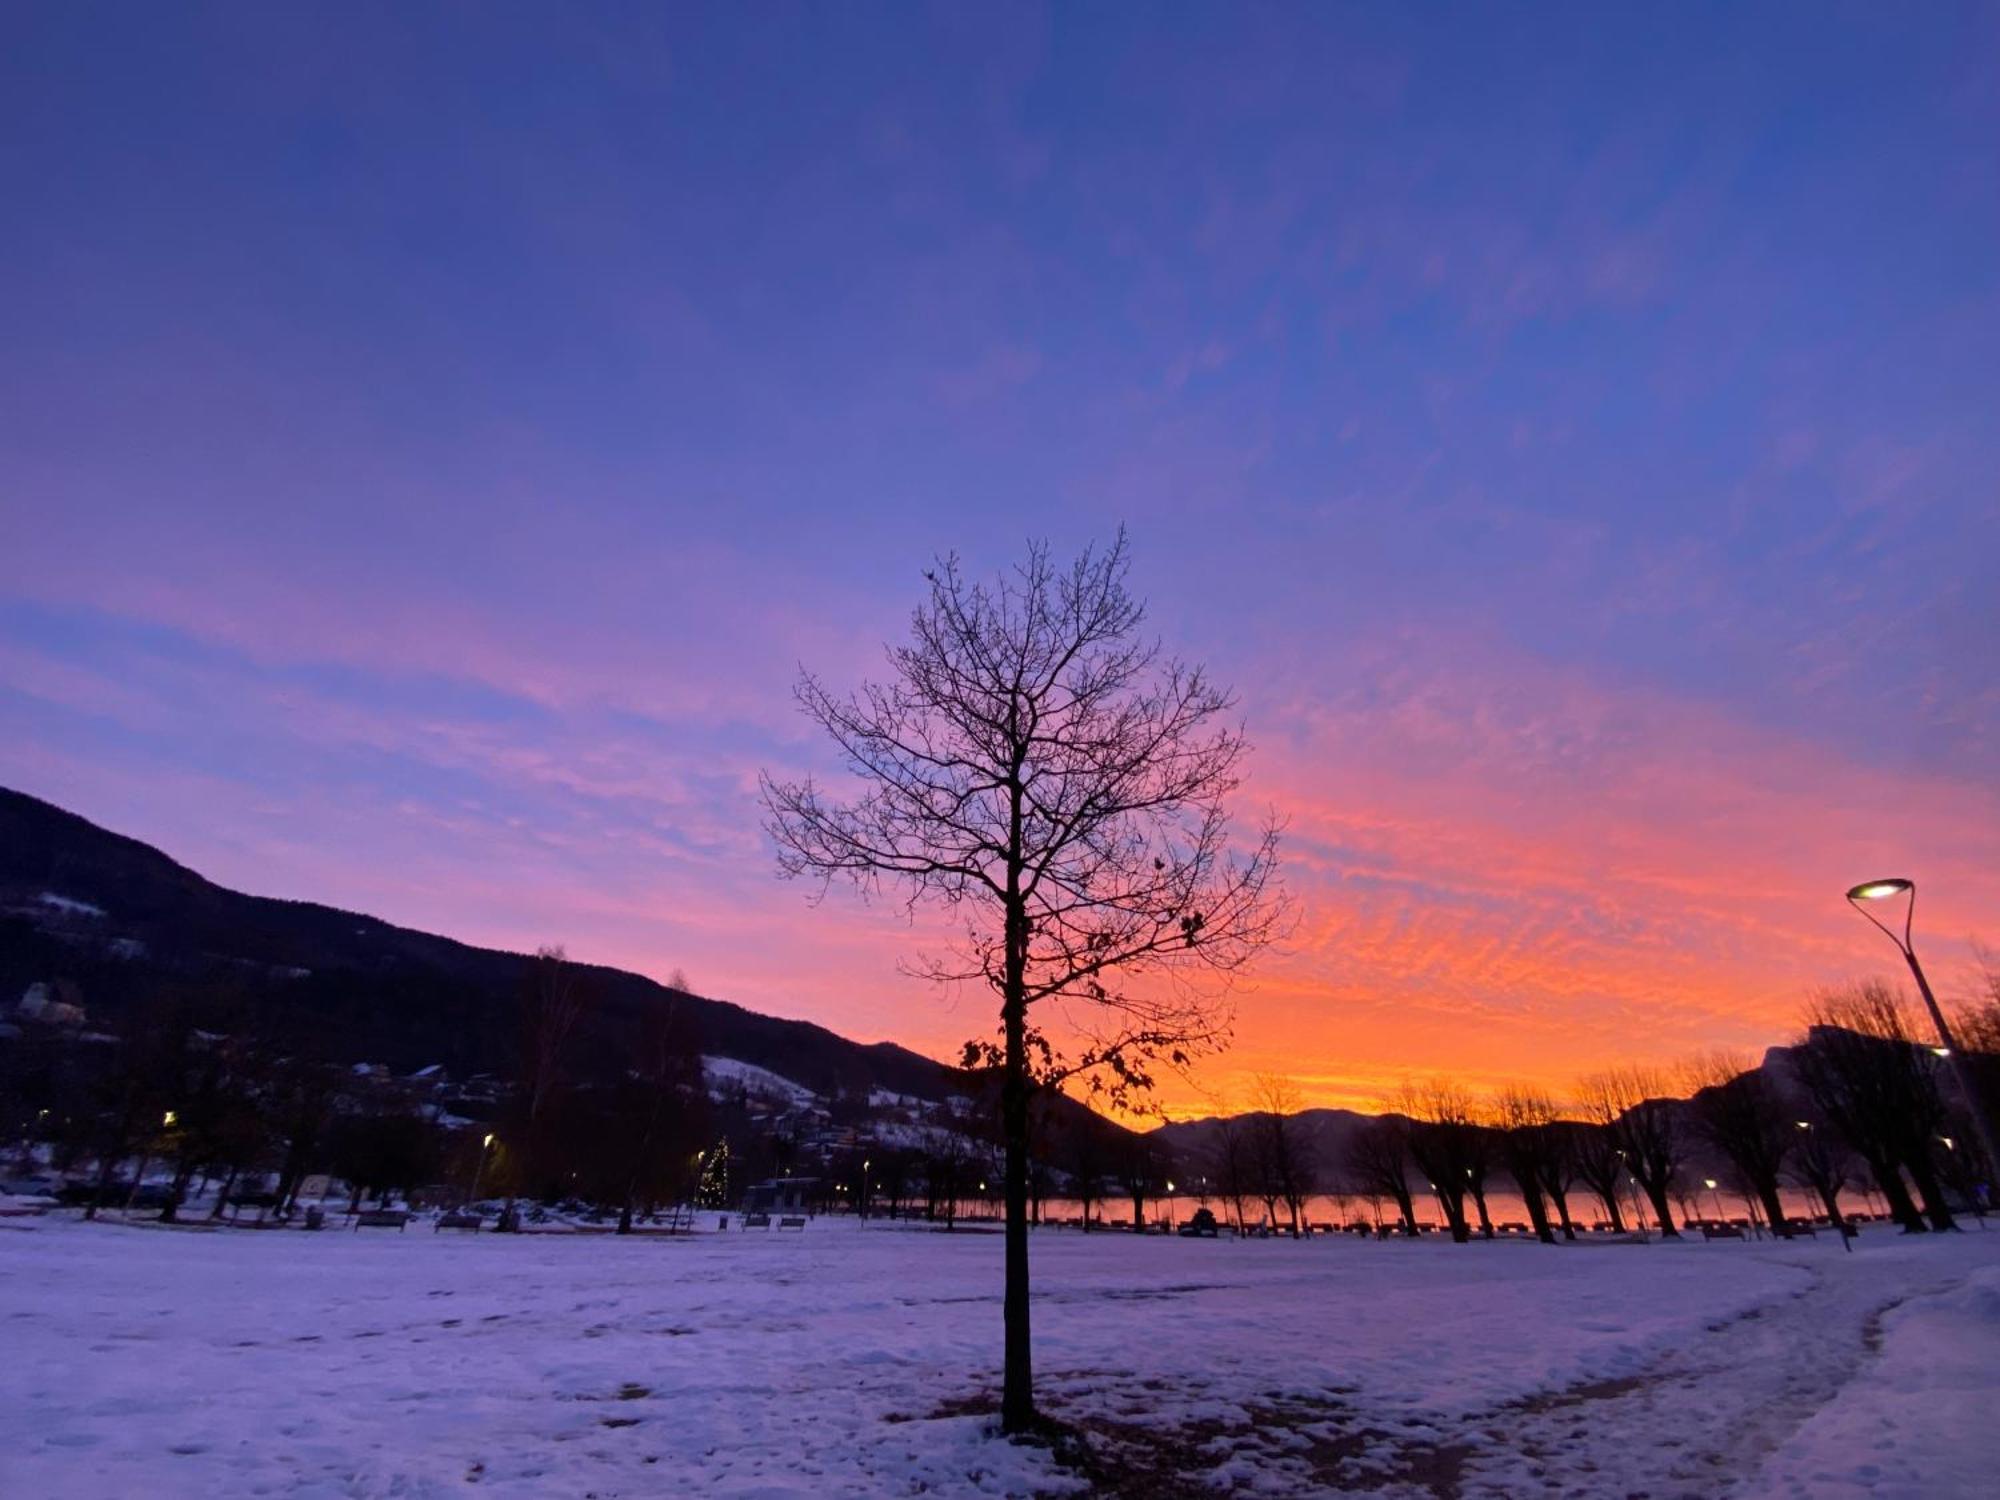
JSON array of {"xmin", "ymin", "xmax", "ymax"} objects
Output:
[
  {"xmin": 1495, "ymin": 1086, "xmax": 1567, "ymax": 1244},
  {"xmin": 1578, "ymin": 1067, "xmax": 1683, "ymax": 1236},
  {"xmin": 1344, "ymin": 1116, "xmax": 1419, "ymax": 1236},
  {"xmin": 1567, "ymin": 1118, "xmax": 1627, "ymax": 1231},
  {"xmin": 1797, "ymin": 983, "xmax": 1954, "ymax": 1232},
  {"xmin": 1788, "ymin": 1108, "xmax": 1856, "ymax": 1233},
  {"xmin": 609, "ymin": 996, "xmax": 706, "ymax": 1234},
  {"xmin": 762, "ymin": 535, "xmax": 1285, "ymax": 1431},
  {"xmin": 1065, "ymin": 1120, "xmax": 1108, "ymax": 1231},
  {"xmin": 1684, "ymin": 1053, "xmax": 1795, "ymax": 1237},
  {"xmin": 1396, "ymin": 1079, "xmax": 1485, "ymax": 1243},
  {"xmin": 1208, "ymin": 1112, "xmax": 1258, "ymax": 1234},
  {"xmin": 1249, "ymin": 1074, "xmax": 1316, "ymax": 1235},
  {"xmin": 1116, "ymin": 1136, "xmax": 1168, "ymax": 1231},
  {"xmin": 504, "ymin": 945, "xmax": 593, "ymax": 1225}
]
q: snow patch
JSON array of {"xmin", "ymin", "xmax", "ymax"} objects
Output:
[{"xmin": 36, "ymin": 891, "xmax": 105, "ymax": 918}]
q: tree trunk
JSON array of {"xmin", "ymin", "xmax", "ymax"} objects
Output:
[
  {"xmin": 1522, "ymin": 1182, "xmax": 1555, "ymax": 1244},
  {"xmin": 1869, "ymin": 1159, "xmax": 1925, "ymax": 1233},
  {"xmin": 1811, "ymin": 1179, "xmax": 1847, "ymax": 1231},
  {"xmin": 1548, "ymin": 1184, "xmax": 1577, "ymax": 1240},
  {"xmin": 1754, "ymin": 1179, "xmax": 1791, "ymax": 1239},
  {"xmin": 1905, "ymin": 1154, "xmax": 1956, "ymax": 1232},
  {"xmin": 1470, "ymin": 1185, "xmax": 1494, "ymax": 1239},
  {"xmin": 1000, "ymin": 992, "xmax": 1032, "ymax": 1433},
  {"xmin": 210, "ymin": 1165, "xmax": 239, "ymax": 1221},
  {"xmin": 1391, "ymin": 1187, "xmax": 1417, "ymax": 1236},
  {"xmin": 1581, "ymin": 1177, "xmax": 1625, "ymax": 1231},
  {"xmin": 85, "ymin": 1149, "xmax": 125, "ymax": 1221},
  {"xmin": 1638, "ymin": 1178, "xmax": 1678, "ymax": 1237}
]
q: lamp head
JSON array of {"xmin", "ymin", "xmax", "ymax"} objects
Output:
[{"xmin": 1846, "ymin": 878, "xmax": 1912, "ymax": 903}]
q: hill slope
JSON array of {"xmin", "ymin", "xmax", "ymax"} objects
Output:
[{"xmin": 0, "ymin": 785, "xmax": 963, "ymax": 1102}]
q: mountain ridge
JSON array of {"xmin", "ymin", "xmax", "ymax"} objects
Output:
[{"xmin": 0, "ymin": 784, "xmax": 969, "ymax": 1104}]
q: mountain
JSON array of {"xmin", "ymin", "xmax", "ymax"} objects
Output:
[
  {"xmin": 0, "ymin": 785, "xmax": 968, "ymax": 1103},
  {"xmin": 1152, "ymin": 1107, "xmax": 1382, "ymax": 1168}
]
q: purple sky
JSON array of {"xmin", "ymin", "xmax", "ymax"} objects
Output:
[{"xmin": 3, "ymin": 4, "xmax": 1997, "ymax": 1107}]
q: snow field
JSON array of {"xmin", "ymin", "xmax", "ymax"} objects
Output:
[{"xmin": 0, "ymin": 1214, "xmax": 1993, "ymax": 1497}]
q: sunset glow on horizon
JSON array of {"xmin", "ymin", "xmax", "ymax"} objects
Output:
[{"xmin": 4, "ymin": 6, "xmax": 1997, "ymax": 1117}]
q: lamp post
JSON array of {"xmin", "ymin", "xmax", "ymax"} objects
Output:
[
  {"xmin": 1846, "ymin": 878, "xmax": 2000, "ymax": 1191},
  {"xmin": 1702, "ymin": 1178, "xmax": 1725, "ymax": 1228},
  {"xmin": 468, "ymin": 1132, "xmax": 495, "ymax": 1207}
]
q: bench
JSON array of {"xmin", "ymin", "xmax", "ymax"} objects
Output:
[
  {"xmin": 742, "ymin": 1212, "xmax": 772, "ymax": 1229},
  {"xmin": 777, "ymin": 1215, "xmax": 808, "ymax": 1231},
  {"xmin": 1701, "ymin": 1224, "xmax": 1745, "ymax": 1241},
  {"xmin": 353, "ymin": 1209, "xmax": 411, "ymax": 1231},
  {"xmin": 435, "ymin": 1212, "xmax": 484, "ymax": 1233}
]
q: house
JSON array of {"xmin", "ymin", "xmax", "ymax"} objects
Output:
[{"xmin": 743, "ymin": 1177, "xmax": 820, "ymax": 1212}]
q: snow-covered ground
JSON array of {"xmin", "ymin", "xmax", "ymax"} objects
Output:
[{"xmin": 0, "ymin": 1213, "xmax": 1993, "ymax": 1497}]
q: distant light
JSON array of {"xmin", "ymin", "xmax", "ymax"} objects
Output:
[
  {"xmin": 1795, "ymin": 1121, "xmax": 1812, "ymax": 1130},
  {"xmin": 1941, "ymin": 1136, "xmax": 1956, "ymax": 1151},
  {"xmin": 1846, "ymin": 878, "xmax": 1912, "ymax": 902},
  {"xmin": 1166, "ymin": 1181, "xmax": 1176, "ymax": 1193},
  {"xmin": 482, "ymin": 1132, "xmax": 495, "ymax": 1148},
  {"xmin": 1932, "ymin": 1047, "xmax": 1952, "ymax": 1058},
  {"xmin": 162, "ymin": 1110, "xmax": 177, "ymax": 1127}
]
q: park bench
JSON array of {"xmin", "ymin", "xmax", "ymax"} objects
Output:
[
  {"xmin": 435, "ymin": 1212, "xmax": 484, "ymax": 1233},
  {"xmin": 353, "ymin": 1209, "xmax": 412, "ymax": 1231},
  {"xmin": 742, "ymin": 1212, "xmax": 772, "ymax": 1229},
  {"xmin": 777, "ymin": 1215, "xmax": 808, "ymax": 1230},
  {"xmin": 1701, "ymin": 1224, "xmax": 1744, "ymax": 1241}
]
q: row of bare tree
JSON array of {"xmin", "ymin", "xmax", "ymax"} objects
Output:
[{"xmin": 1335, "ymin": 980, "xmax": 1994, "ymax": 1243}]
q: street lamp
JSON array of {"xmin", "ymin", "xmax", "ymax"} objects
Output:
[
  {"xmin": 1702, "ymin": 1177, "xmax": 1726, "ymax": 1227},
  {"xmin": 468, "ymin": 1132, "xmax": 495, "ymax": 1207},
  {"xmin": 1846, "ymin": 878, "xmax": 2000, "ymax": 1181}
]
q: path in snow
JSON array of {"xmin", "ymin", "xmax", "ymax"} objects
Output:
[
  {"xmin": 1451, "ymin": 1249, "xmax": 1967, "ymax": 1498},
  {"xmin": 1047, "ymin": 1236, "xmax": 1989, "ymax": 1498}
]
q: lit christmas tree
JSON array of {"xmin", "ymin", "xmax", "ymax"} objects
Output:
[{"xmin": 695, "ymin": 1137, "xmax": 730, "ymax": 1208}]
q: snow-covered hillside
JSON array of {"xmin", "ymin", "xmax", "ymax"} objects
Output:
[{"xmin": 701, "ymin": 1054, "xmax": 820, "ymax": 1110}]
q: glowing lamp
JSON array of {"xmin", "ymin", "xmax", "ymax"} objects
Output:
[{"xmin": 1845, "ymin": 878, "xmax": 1912, "ymax": 902}]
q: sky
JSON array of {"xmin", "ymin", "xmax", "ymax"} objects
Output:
[{"xmin": 3, "ymin": 3, "xmax": 1997, "ymax": 1113}]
